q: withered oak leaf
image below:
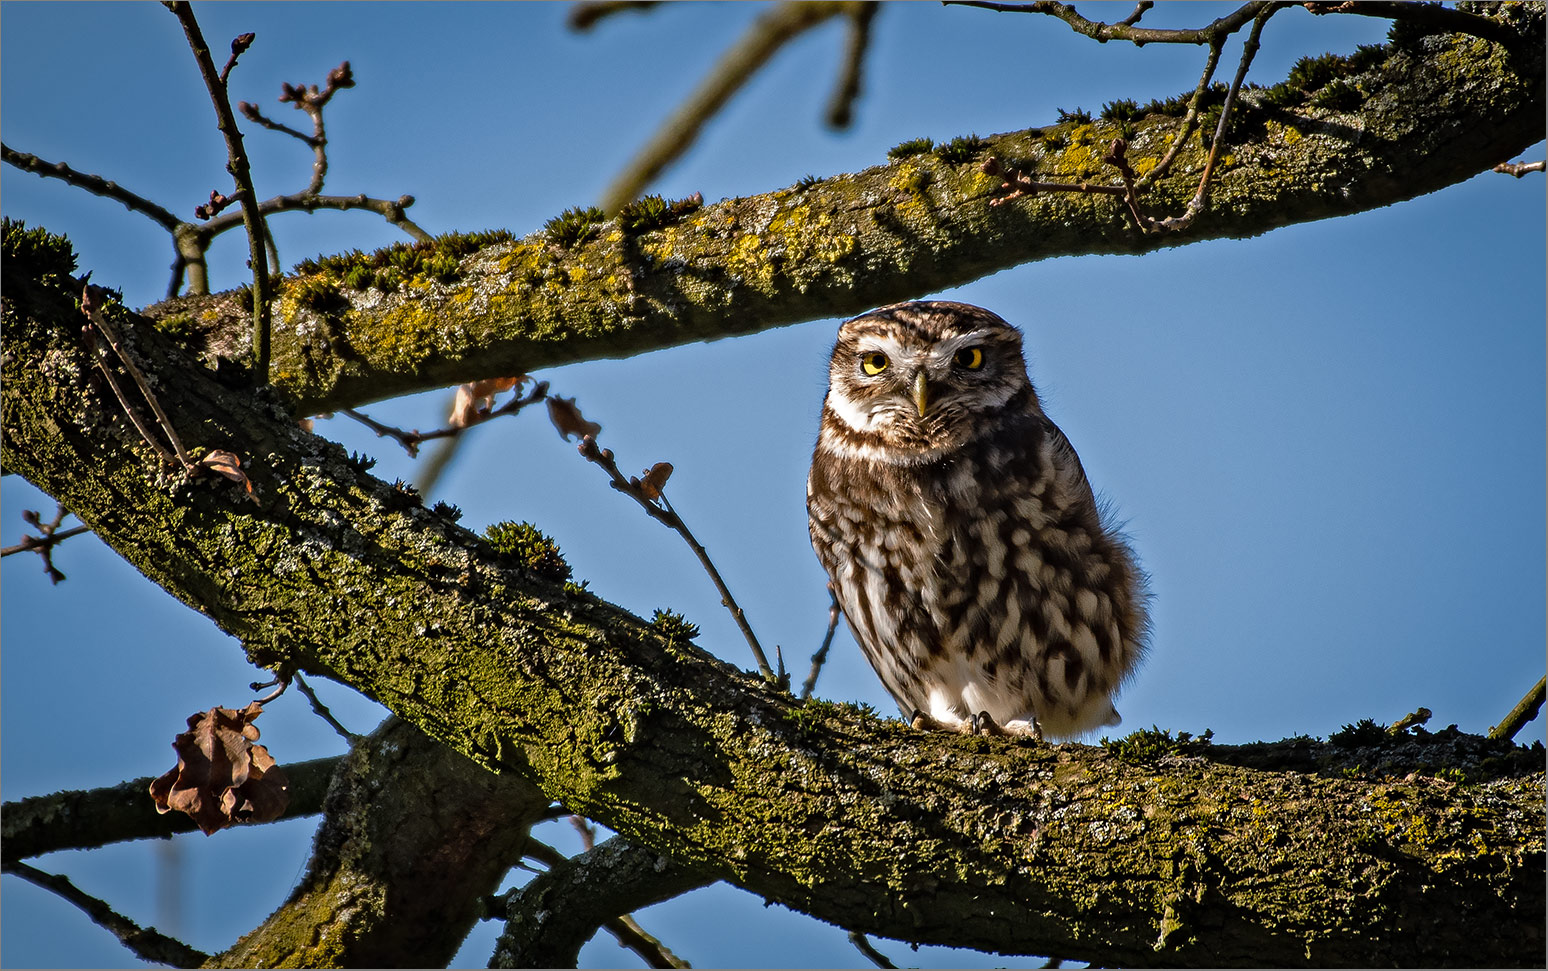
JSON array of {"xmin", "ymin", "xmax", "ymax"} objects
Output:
[{"xmin": 148, "ymin": 701, "xmax": 290, "ymax": 835}]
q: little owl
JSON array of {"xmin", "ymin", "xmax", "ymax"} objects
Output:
[{"xmin": 807, "ymin": 301, "xmax": 1147, "ymax": 740}]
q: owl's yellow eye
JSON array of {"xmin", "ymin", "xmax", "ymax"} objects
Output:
[
  {"xmin": 954, "ymin": 346, "xmax": 984, "ymax": 370},
  {"xmin": 861, "ymin": 352, "xmax": 889, "ymax": 375}
]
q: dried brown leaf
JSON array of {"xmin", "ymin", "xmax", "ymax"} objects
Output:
[
  {"xmin": 547, "ymin": 395, "xmax": 601, "ymax": 441},
  {"xmin": 149, "ymin": 702, "xmax": 290, "ymax": 835},
  {"xmin": 198, "ymin": 449, "xmax": 254, "ymax": 497},
  {"xmin": 638, "ymin": 461, "xmax": 674, "ymax": 500},
  {"xmin": 450, "ymin": 376, "xmax": 525, "ymax": 428}
]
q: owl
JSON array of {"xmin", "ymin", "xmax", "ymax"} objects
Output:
[{"xmin": 807, "ymin": 301, "xmax": 1147, "ymax": 740}]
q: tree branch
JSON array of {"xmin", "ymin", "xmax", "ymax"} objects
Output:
[
  {"xmin": 2, "ymin": 757, "xmax": 340, "ymax": 863},
  {"xmin": 493, "ymin": 836, "xmax": 710, "ymax": 968},
  {"xmin": 4, "ymin": 230, "xmax": 1543, "ymax": 966},
  {"xmin": 1490, "ymin": 676, "xmax": 1547, "ymax": 742},
  {"xmin": 1, "ymin": 143, "xmax": 184, "ymax": 232},
  {"xmin": 598, "ymin": 1, "xmax": 859, "ymax": 212},
  {"xmin": 139, "ymin": 7, "xmax": 1544, "ymax": 416},
  {"xmin": 1, "ymin": 861, "xmax": 209, "ymax": 968}
]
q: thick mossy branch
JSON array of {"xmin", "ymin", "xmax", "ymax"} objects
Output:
[
  {"xmin": 140, "ymin": 7, "xmax": 1544, "ymax": 417},
  {"xmin": 3, "ymin": 229, "xmax": 1542, "ymax": 968}
]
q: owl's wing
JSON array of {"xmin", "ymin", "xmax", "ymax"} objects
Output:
[{"xmin": 1039, "ymin": 417, "xmax": 1100, "ymax": 512}]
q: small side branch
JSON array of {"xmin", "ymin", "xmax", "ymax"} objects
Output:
[
  {"xmin": 576, "ymin": 434, "xmax": 777, "ymax": 683},
  {"xmin": 1493, "ymin": 159, "xmax": 1546, "ymax": 178},
  {"xmin": 800, "ymin": 587, "xmax": 842, "ymax": 701},
  {"xmin": 165, "ymin": 2, "xmax": 272, "ymax": 381},
  {"xmin": 1, "ymin": 506, "xmax": 90, "ymax": 584},
  {"xmin": 1, "ymin": 143, "xmax": 183, "ymax": 232},
  {"xmin": 2, "ymin": 861, "xmax": 209, "ymax": 968},
  {"xmin": 848, "ymin": 931, "xmax": 897, "ymax": 969},
  {"xmin": 1489, "ymin": 676, "xmax": 1547, "ymax": 742},
  {"xmin": 825, "ymin": 2, "xmax": 880, "ymax": 129},
  {"xmin": 341, "ymin": 379, "xmax": 549, "ymax": 458},
  {"xmin": 946, "ymin": 0, "xmax": 1273, "ymax": 46},
  {"xmin": 81, "ymin": 284, "xmax": 196, "ymax": 471},
  {"xmin": 598, "ymin": 1, "xmax": 855, "ymax": 213}
]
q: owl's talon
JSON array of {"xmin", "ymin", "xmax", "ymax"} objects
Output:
[{"xmin": 971, "ymin": 710, "xmax": 1002, "ymax": 736}]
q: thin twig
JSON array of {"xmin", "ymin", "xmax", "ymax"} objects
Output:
[
  {"xmin": 598, "ymin": 1, "xmax": 856, "ymax": 213},
  {"xmin": 83, "ymin": 285, "xmax": 196, "ymax": 470},
  {"xmin": 1, "ymin": 143, "xmax": 183, "ymax": 232},
  {"xmin": 249, "ymin": 674, "xmax": 290, "ymax": 704},
  {"xmin": 946, "ymin": 0, "xmax": 1274, "ymax": 46},
  {"xmin": 800, "ymin": 587, "xmax": 842, "ymax": 701},
  {"xmin": 1165, "ymin": 5, "xmax": 1279, "ymax": 229},
  {"xmin": 1119, "ymin": 2, "xmax": 1153, "ymax": 27},
  {"xmin": 1493, "ymin": 159, "xmax": 1546, "ymax": 178},
  {"xmin": 294, "ymin": 671, "xmax": 360, "ymax": 742},
  {"xmin": 1134, "ymin": 39, "xmax": 1224, "ymax": 189},
  {"xmin": 342, "ymin": 380, "xmax": 549, "ymax": 458},
  {"xmin": 1489, "ymin": 676, "xmax": 1547, "ymax": 742},
  {"xmin": 848, "ymin": 931, "xmax": 897, "ymax": 969},
  {"xmin": 825, "ymin": 2, "xmax": 880, "ymax": 129},
  {"xmin": 576, "ymin": 435, "xmax": 777, "ymax": 683},
  {"xmin": 165, "ymin": 2, "xmax": 273, "ymax": 380},
  {"xmin": 0, "ymin": 506, "xmax": 90, "ymax": 584},
  {"xmin": 568, "ymin": 0, "xmax": 661, "ymax": 31},
  {"xmin": 2, "ymin": 861, "xmax": 209, "ymax": 968}
]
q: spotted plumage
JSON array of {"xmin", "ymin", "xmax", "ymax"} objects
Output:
[{"xmin": 806, "ymin": 301, "xmax": 1147, "ymax": 739}]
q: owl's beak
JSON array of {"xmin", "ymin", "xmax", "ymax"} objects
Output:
[{"xmin": 911, "ymin": 370, "xmax": 930, "ymax": 418}]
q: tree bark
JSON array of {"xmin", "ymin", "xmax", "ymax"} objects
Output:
[{"xmin": 3, "ymin": 222, "xmax": 1542, "ymax": 967}]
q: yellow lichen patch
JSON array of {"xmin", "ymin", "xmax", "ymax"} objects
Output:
[{"xmin": 1131, "ymin": 156, "xmax": 1158, "ymax": 177}]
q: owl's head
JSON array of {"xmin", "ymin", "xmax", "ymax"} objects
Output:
[{"xmin": 820, "ymin": 301, "xmax": 1041, "ymax": 462}]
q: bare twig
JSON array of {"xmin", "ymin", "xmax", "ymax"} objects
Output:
[
  {"xmin": 2, "ymin": 861, "xmax": 209, "ymax": 968},
  {"xmin": 979, "ymin": 155, "xmax": 1129, "ymax": 208},
  {"xmin": 1489, "ymin": 676, "xmax": 1547, "ymax": 742},
  {"xmin": 598, "ymin": 1, "xmax": 858, "ymax": 213},
  {"xmin": 800, "ymin": 587, "xmax": 842, "ymax": 701},
  {"xmin": 1, "ymin": 143, "xmax": 183, "ymax": 232},
  {"xmin": 568, "ymin": 0, "xmax": 661, "ymax": 31},
  {"xmin": 249, "ymin": 674, "xmax": 290, "ymax": 704},
  {"xmin": 825, "ymin": 2, "xmax": 880, "ymax": 129},
  {"xmin": 342, "ymin": 380, "xmax": 549, "ymax": 458},
  {"xmin": 1493, "ymin": 159, "xmax": 1546, "ymax": 178},
  {"xmin": 1119, "ymin": 2, "xmax": 1154, "ymax": 27},
  {"xmin": 848, "ymin": 931, "xmax": 897, "ymax": 969},
  {"xmin": 575, "ymin": 434, "xmax": 777, "ymax": 683},
  {"xmin": 82, "ymin": 284, "xmax": 196, "ymax": 470},
  {"xmin": 946, "ymin": 0, "xmax": 1274, "ymax": 46},
  {"xmin": 1134, "ymin": 39, "xmax": 1225, "ymax": 189},
  {"xmin": 0, "ymin": 506, "xmax": 90, "ymax": 583},
  {"xmin": 294, "ymin": 671, "xmax": 360, "ymax": 742},
  {"xmin": 165, "ymin": 1, "xmax": 273, "ymax": 381}
]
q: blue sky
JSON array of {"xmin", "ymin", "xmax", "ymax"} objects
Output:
[{"xmin": 2, "ymin": 2, "xmax": 1543, "ymax": 967}]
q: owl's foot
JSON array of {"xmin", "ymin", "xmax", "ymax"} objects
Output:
[
  {"xmin": 910, "ymin": 708, "xmax": 956, "ymax": 732},
  {"xmin": 970, "ymin": 710, "xmax": 1001, "ymax": 735}
]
